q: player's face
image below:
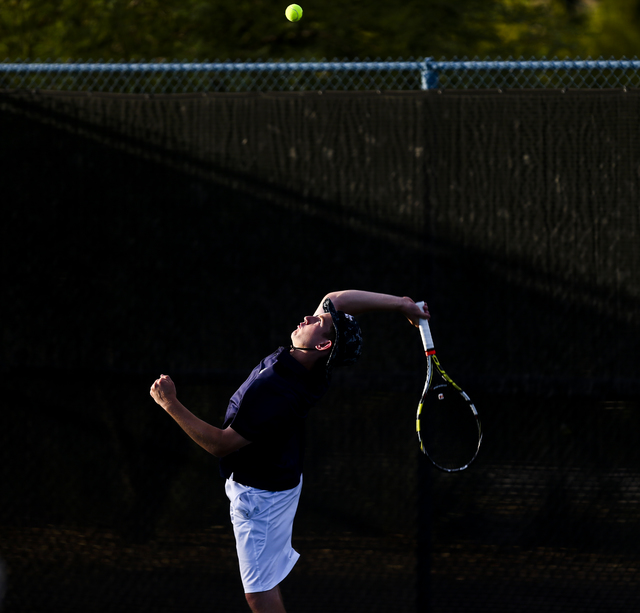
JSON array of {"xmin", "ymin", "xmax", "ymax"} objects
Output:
[{"xmin": 291, "ymin": 313, "xmax": 333, "ymax": 349}]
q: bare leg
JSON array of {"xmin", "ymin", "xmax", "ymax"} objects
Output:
[{"xmin": 245, "ymin": 585, "xmax": 286, "ymax": 613}]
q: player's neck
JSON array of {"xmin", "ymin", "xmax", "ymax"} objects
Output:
[{"xmin": 289, "ymin": 347, "xmax": 322, "ymax": 370}]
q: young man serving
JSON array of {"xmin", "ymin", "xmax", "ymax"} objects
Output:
[{"xmin": 150, "ymin": 290, "xmax": 430, "ymax": 613}]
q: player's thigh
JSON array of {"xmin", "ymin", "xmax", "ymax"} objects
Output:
[{"xmin": 245, "ymin": 585, "xmax": 285, "ymax": 613}]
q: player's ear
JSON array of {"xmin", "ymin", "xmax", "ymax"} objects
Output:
[{"xmin": 315, "ymin": 340, "xmax": 332, "ymax": 352}]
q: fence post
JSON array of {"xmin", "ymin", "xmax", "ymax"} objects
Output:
[{"xmin": 421, "ymin": 59, "xmax": 439, "ymax": 90}]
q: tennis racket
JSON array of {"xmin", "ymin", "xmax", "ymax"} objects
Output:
[{"xmin": 415, "ymin": 302, "xmax": 482, "ymax": 472}]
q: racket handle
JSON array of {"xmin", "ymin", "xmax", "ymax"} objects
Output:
[{"xmin": 415, "ymin": 301, "xmax": 435, "ymax": 355}]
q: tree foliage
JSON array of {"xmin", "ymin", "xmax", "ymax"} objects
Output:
[{"xmin": 0, "ymin": 0, "xmax": 637, "ymax": 61}]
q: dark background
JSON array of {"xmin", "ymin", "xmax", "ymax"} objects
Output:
[{"xmin": 1, "ymin": 89, "xmax": 639, "ymax": 612}]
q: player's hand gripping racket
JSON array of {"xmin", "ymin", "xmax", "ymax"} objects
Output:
[{"xmin": 415, "ymin": 302, "xmax": 482, "ymax": 472}]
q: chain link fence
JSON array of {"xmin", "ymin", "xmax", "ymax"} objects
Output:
[
  {"xmin": 2, "ymin": 58, "xmax": 640, "ymax": 613},
  {"xmin": 2, "ymin": 57, "xmax": 640, "ymax": 92}
]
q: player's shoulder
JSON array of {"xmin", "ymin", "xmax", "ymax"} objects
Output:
[{"xmin": 246, "ymin": 354, "xmax": 296, "ymax": 396}]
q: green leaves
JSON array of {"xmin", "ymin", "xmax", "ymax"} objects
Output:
[{"xmin": 0, "ymin": 0, "xmax": 636, "ymax": 61}]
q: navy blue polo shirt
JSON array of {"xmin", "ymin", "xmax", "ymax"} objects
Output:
[{"xmin": 219, "ymin": 347, "xmax": 329, "ymax": 491}]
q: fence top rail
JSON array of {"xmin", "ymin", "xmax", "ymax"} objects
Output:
[
  {"xmin": 7, "ymin": 61, "xmax": 424, "ymax": 73},
  {"xmin": 2, "ymin": 57, "xmax": 640, "ymax": 91},
  {"xmin": 3, "ymin": 58, "xmax": 640, "ymax": 72}
]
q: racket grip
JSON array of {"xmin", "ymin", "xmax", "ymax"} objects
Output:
[{"xmin": 415, "ymin": 301, "xmax": 435, "ymax": 354}]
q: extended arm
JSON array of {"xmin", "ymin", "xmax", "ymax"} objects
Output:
[
  {"xmin": 150, "ymin": 375, "xmax": 250, "ymax": 457},
  {"xmin": 315, "ymin": 290, "xmax": 430, "ymax": 326}
]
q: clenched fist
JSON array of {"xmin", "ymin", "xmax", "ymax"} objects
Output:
[{"xmin": 150, "ymin": 374, "xmax": 177, "ymax": 409}]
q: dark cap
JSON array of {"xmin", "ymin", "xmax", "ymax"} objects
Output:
[{"xmin": 323, "ymin": 298, "xmax": 363, "ymax": 374}]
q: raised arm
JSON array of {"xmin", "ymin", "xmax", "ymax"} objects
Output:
[
  {"xmin": 315, "ymin": 290, "xmax": 430, "ymax": 326},
  {"xmin": 150, "ymin": 375, "xmax": 250, "ymax": 458}
]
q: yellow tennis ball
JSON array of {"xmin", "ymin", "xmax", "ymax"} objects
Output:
[{"xmin": 285, "ymin": 4, "xmax": 303, "ymax": 21}]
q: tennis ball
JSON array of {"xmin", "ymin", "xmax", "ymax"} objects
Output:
[{"xmin": 285, "ymin": 4, "xmax": 303, "ymax": 21}]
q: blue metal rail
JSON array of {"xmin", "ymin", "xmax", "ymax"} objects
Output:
[{"xmin": 2, "ymin": 58, "xmax": 639, "ymax": 92}]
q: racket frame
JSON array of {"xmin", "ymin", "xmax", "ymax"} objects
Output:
[{"xmin": 415, "ymin": 302, "xmax": 482, "ymax": 473}]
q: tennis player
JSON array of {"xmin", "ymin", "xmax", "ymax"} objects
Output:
[{"xmin": 150, "ymin": 290, "xmax": 429, "ymax": 613}]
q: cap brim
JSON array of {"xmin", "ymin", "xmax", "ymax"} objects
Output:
[{"xmin": 322, "ymin": 298, "xmax": 340, "ymax": 372}]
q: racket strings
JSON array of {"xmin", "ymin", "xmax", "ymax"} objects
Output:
[{"xmin": 418, "ymin": 371, "xmax": 482, "ymax": 472}]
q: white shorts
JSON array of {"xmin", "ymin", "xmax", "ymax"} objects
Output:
[{"xmin": 225, "ymin": 476, "xmax": 302, "ymax": 594}]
